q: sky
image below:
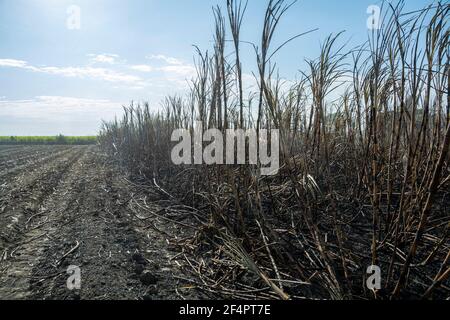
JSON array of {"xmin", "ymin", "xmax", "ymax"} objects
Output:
[{"xmin": 0, "ymin": 0, "xmax": 431, "ymax": 136}]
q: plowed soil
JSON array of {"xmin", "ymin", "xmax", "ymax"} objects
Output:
[{"xmin": 0, "ymin": 146, "xmax": 195, "ymax": 300}]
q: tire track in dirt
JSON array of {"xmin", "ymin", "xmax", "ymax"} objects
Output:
[
  {"xmin": 28, "ymin": 148, "xmax": 151, "ymax": 300},
  {"xmin": 0, "ymin": 147, "xmax": 73, "ymax": 181},
  {"xmin": 1, "ymin": 146, "xmax": 200, "ymax": 300},
  {"xmin": 0, "ymin": 146, "xmax": 29, "ymax": 157},
  {"xmin": 0, "ymin": 147, "xmax": 84, "ymax": 229},
  {"xmin": 0, "ymin": 146, "xmax": 53, "ymax": 164},
  {"xmin": 0, "ymin": 147, "xmax": 86, "ymax": 299}
]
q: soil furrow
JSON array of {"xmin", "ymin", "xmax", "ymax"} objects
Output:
[
  {"xmin": 0, "ymin": 147, "xmax": 86, "ymax": 298},
  {"xmin": 0, "ymin": 146, "xmax": 194, "ymax": 300}
]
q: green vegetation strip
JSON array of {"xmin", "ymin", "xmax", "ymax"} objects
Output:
[{"xmin": 0, "ymin": 135, "xmax": 97, "ymax": 145}]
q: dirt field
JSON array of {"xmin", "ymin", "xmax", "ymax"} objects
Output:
[{"xmin": 0, "ymin": 145, "xmax": 197, "ymax": 300}]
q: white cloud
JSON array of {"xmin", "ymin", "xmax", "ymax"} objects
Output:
[
  {"xmin": 0, "ymin": 59, "xmax": 28, "ymax": 68},
  {"xmin": 0, "ymin": 96, "xmax": 122, "ymax": 113},
  {"xmin": 35, "ymin": 96, "xmax": 113, "ymax": 107},
  {"xmin": 147, "ymin": 54, "xmax": 183, "ymax": 65},
  {"xmin": 37, "ymin": 66, "xmax": 143, "ymax": 84},
  {"xmin": 0, "ymin": 58, "xmax": 145, "ymax": 86},
  {"xmin": 133, "ymin": 55, "xmax": 196, "ymax": 88},
  {"xmin": 87, "ymin": 53, "xmax": 120, "ymax": 64},
  {"xmin": 131, "ymin": 64, "xmax": 154, "ymax": 72},
  {"xmin": 160, "ymin": 65, "xmax": 196, "ymax": 77},
  {"xmin": 0, "ymin": 55, "xmax": 196, "ymax": 98},
  {"xmin": 132, "ymin": 55, "xmax": 195, "ymax": 78}
]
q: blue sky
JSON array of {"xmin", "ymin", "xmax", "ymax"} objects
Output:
[{"xmin": 0, "ymin": 0, "xmax": 430, "ymax": 135}]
